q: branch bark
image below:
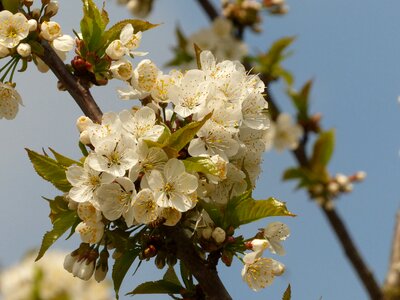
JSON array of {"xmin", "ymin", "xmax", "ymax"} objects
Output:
[
  {"xmin": 194, "ymin": 1, "xmax": 383, "ymax": 298},
  {"xmin": 165, "ymin": 226, "xmax": 232, "ymax": 300},
  {"xmin": 38, "ymin": 41, "xmax": 103, "ymax": 124},
  {"xmin": 41, "ymin": 37, "xmax": 231, "ymax": 300},
  {"xmin": 384, "ymin": 211, "xmax": 400, "ymax": 300}
]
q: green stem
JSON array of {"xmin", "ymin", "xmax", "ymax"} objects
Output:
[{"xmin": 8, "ymin": 58, "xmax": 20, "ymax": 83}]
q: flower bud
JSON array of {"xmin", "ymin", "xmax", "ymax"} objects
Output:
[
  {"xmin": 63, "ymin": 253, "xmax": 78, "ymax": 273},
  {"xmin": 251, "ymin": 239, "xmax": 269, "ymax": 252},
  {"xmin": 17, "ymin": 43, "xmax": 31, "ymax": 58},
  {"xmin": 72, "ymin": 259, "xmax": 95, "ymax": 281},
  {"xmin": 327, "ymin": 182, "xmax": 339, "ymax": 194},
  {"xmin": 31, "ymin": 8, "xmax": 41, "ymax": 20},
  {"xmin": 201, "ymin": 227, "xmax": 213, "ymax": 240},
  {"xmin": 212, "ymin": 227, "xmax": 226, "ymax": 244},
  {"xmin": 23, "ymin": 0, "xmax": 34, "ymax": 8},
  {"xmin": 45, "ymin": 1, "xmax": 59, "ymax": 17},
  {"xmin": 40, "ymin": 21, "xmax": 62, "ymax": 41},
  {"xmin": 94, "ymin": 265, "xmax": 108, "ymax": 282},
  {"xmin": 143, "ymin": 245, "xmax": 157, "ymax": 259},
  {"xmin": 27, "ymin": 19, "xmax": 38, "ymax": 32},
  {"xmin": 76, "ymin": 116, "xmax": 93, "ymax": 132},
  {"xmin": 42, "ymin": 0, "xmax": 50, "ymax": 5},
  {"xmin": 0, "ymin": 45, "xmax": 10, "ymax": 58},
  {"xmin": 354, "ymin": 171, "xmax": 366, "ymax": 181}
]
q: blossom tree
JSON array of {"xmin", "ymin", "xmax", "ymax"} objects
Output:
[{"xmin": 0, "ymin": 0, "xmax": 399, "ymax": 300}]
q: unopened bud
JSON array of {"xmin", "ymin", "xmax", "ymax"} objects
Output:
[
  {"xmin": 31, "ymin": 8, "xmax": 41, "ymax": 19},
  {"xmin": 76, "ymin": 116, "xmax": 93, "ymax": 133},
  {"xmin": 211, "ymin": 227, "xmax": 226, "ymax": 244},
  {"xmin": 72, "ymin": 259, "xmax": 95, "ymax": 281},
  {"xmin": 45, "ymin": 1, "xmax": 59, "ymax": 17},
  {"xmin": 143, "ymin": 245, "xmax": 157, "ymax": 259},
  {"xmin": 17, "ymin": 43, "xmax": 31, "ymax": 58},
  {"xmin": 201, "ymin": 227, "xmax": 213, "ymax": 240},
  {"xmin": 42, "ymin": 0, "xmax": 50, "ymax": 5},
  {"xmin": 94, "ymin": 264, "xmax": 108, "ymax": 282},
  {"xmin": 354, "ymin": 171, "xmax": 366, "ymax": 181},
  {"xmin": 327, "ymin": 182, "xmax": 339, "ymax": 194},
  {"xmin": 23, "ymin": 0, "xmax": 34, "ymax": 8},
  {"xmin": 343, "ymin": 183, "xmax": 353, "ymax": 193},
  {"xmin": 28, "ymin": 19, "xmax": 38, "ymax": 32},
  {"xmin": 335, "ymin": 173, "xmax": 348, "ymax": 186},
  {"xmin": 63, "ymin": 253, "xmax": 78, "ymax": 273}
]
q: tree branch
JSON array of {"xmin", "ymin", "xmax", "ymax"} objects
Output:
[
  {"xmin": 41, "ymin": 38, "xmax": 232, "ymax": 300},
  {"xmin": 37, "ymin": 41, "xmax": 103, "ymax": 124},
  {"xmin": 165, "ymin": 226, "xmax": 232, "ymax": 300},
  {"xmin": 384, "ymin": 211, "xmax": 400, "ymax": 300},
  {"xmin": 195, "ymin": 0, "xmax": 219, "ymax": 21}
]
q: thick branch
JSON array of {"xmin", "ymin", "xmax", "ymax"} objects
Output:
[
  {"xmin": 195, "ymin": 0, "xmax": 219, "ymax": 21},
  {"xmin": 38, "ymin": 41, "xmax": 103, "ymax": 123},
  {"xmin": 165, "ymin": 226, "xmax": 232, "ymax": 300},
  {"xmin": 384, "ymin": 211, "xmax": 400, "ymax": 299}
]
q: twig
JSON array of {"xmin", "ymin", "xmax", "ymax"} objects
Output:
[
  {"xmin": 195, "ymin": 0, "xmax": 219, "ymax": 21},
  {"xmin": 165, "ymin": 226, "xmax": 232, "ymax": 300},
  {"xmin": 38, "ymin": 41, "xmax": 103, "ymax": 124},
  {"xmin": 194, "ymin": 1, "xmax": 383, "ymax": 298},
  {"xmin": 41, "ymin": 36, "xmax": 232, "ymax": 300},
  {"xmin": 384, "ymin": 211, "xmax": 400, "ymax": 299}
]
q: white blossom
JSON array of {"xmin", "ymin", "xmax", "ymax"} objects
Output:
[
  {"xmin": 0, "ymin": 83, "xmax": 23, "ymax": 120},
  {"xmin": 270, "ymin": 113, "xmax": 303, "ymax": 152},
  {"xmin": 110, "ymin": 58, "xmax": 133, "ymax": 81},
  {"xmin": 241, "ymin": 257, "xmax": 284, "ymax": 291},
  {"xmin": 263, "ymin": 222, "xmax": 290, "ymax": 255},
  {"xmin": 131, "ymin": 188, "xmax": 159, "ymax": 224},
  {"xmin": 0, "ymin": 11, "xmax": 29, "ymax": 48}
]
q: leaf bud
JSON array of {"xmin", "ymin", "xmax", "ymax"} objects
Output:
[{"xmin": 211, "ymin": 227, "xmax": 226, "ymax": 244}]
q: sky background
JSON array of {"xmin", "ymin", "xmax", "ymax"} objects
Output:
[{"xmin": 1, "ymin": 0, "xmax": 400, "ymax": 299}]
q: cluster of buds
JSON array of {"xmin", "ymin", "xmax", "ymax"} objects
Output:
[
  {"xmin": 310, "ymin": 171, "xmax": 367, "ymax": 208},
  {"xmin": 116, "ymin": 0, "xmax": 155, "ymax": 18},
  {"xmin": 221, "ymin": 0, "xmax": 263, "ymax": 32},
  {"xmin": 262, "ymin": 0, "xmax": 289, "ymax": 15},
  {"xmin": 63, "ymin": 243, "xmax": 109, "ymax": 282}
]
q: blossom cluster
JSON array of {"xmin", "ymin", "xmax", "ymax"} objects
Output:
[
  {"xmin": 62, "ymin": 50, "xmax": 283, "ymax": 285},
  {"xmin": 0, "ymin": 250, "xmax": 112, "ymax": 300},
  {"xmin": 0, "ymin": 1, "xmax": 74, "ymax": 119}
]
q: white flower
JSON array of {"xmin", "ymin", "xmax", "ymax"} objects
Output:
[
  {"xmin": 86, "ymin": 135, "xmax": 138, "ymax": 177},
  {"xmin": 16, "ymin": 42, "xmax": 31, "ymax": 57},
  {"xmin": 131, "ymin": 188, "xmax": 159, "ymax": 224},
  {"xmin": 105, "ymin": 24, "xmax": 145, "ymax": 60},
  {"xmin": 241, "ymin": 257, "xmax": 284, "ymax": 291},
  {"xmin": 66, "ymin": 161, "xmax": 115, "ymax": 204},
  {"xmin": 52, "ymin": 34, "xmax": 74, "ymax": 52},
  {"xmin": 110, "ymin": 58, "xmax": 133, "ymax": 81},
  {"xmin": 128, "ymin": 141, "xmax": 168, "ymax": 183},
  {"xmin": 119, "ymin": 106, "xmax": 164, "ymax": 142},
  {"xmin": 83, "ymin": 112, "xmax": 122, "ymax": 146},
  {"xmin": 0, "ymin": 11, "xmax": 29, "ymax": 48},
  {"xmin": 0, "ymin": 83, "xmax": 23, "ymax": 120},
  {"xmin": 241, "ymin": 92, "xmax": 269, "ymax": 130},
  {"xmin": 96, "ymin": 177, "xmax": 137, "ymax": 224},
  {"xmin": 263, "ymin": 222, "xmax": 290, "ymax": 255},
  {"xmin": 168, "ymin": 69, "xmax": 209, "ymax": 118},
  {"xmin": 118, "ymin": 59, "xmax": 159, "ymax": 99},
  {"xmin": 150, "ymin": 70, "xmax": 183, "ymax": 103},
  {"xmin": 188, "ymin": 120, "xmax": 239, "ymax": 161},
  {"xmin": 40, "ymin": 21, "xmax": 62, "ymax": 41},
  {"xmin": 148, "ymin": 158, "xmax": 198, "ymax": 212},
  {"xmin": 76, "ymin": 201, "xmax": 105, "ymax": 244},
  {"xmin": 270, "ymin": 113, "xmax": 303, "ymax": 152}
]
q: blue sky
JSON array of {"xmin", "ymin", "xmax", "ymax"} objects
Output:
[{"xmin": 1, "ymin": 0, "xmax": 400, "ymax": 299}]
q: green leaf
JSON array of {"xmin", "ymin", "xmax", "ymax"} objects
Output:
[
  {"xmin": 224, "ymin": 193, "xmax": 295, "ymax": 228},
  {"xmin": 199, "ymin": 201, "xmax": 224, "ymax": 228},
  {"xmin": 112, "ymin": 247, "xmax": 140, "ymax": 299},
  {"xmin": 102, "ymin": 19, "xmax": 158, "ymax": 47},
  {"xmin": 48, "ymin": 148, "xmax": 81, "ymax": 167},
  {"xmin": 78, "ymin": 141, "xmax": 89, "ymax": 157},
  {"xmin": 26, "ymin": 148, "xmax": 71, "ymax": 192},
  {"xmin": 36, "ymin": 197, "xmax": 78, "ymax": 261},
  {"xmin": 163, "ymin": 267, "xmax": 181, "ymax": 286},
  {"xmin": 183, "ymin": 157, "xmax": 219, "ymax": 176},
  {"xmin": 163, "ymin": 113, "xmax": 212, "ymax": 157},
  {"xmin": 81, "ymin": 0, "xmax": 108, "ymax": 51},
  {"xmin": 282, "ymin": 167, "xmax": 320, "ymax": 189},
  {"xmin": 282, "ymin": 284, "xmax": 291, "ymax": 300},
  {"xmin": 128, "ymin": 280, "xmax": 183, "ymax": 295},
  {"xmin": 311, "ymin": 129, "xmax": 335, "ymax": 170},
  {"xmin": 288, "ymin": 80, "xmax": 313, "ymax": 120},
  {"xmin": 2, "ymin": 0, "xmax": 19, "ymax": 13}
]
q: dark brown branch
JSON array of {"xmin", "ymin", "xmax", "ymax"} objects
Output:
[
  {"xmin": 165, "ymin": 226, "xmax": 232, "ymax": 300},
  {"xmin": 38, "ymin": 41, "xmax": 103, "ymax": 123},
  {"xmin": 384, "ymin": 211, "xmax": 400, "ymax": 299},
  {"xmin": 41, "ymin": 38, "xmax": 231, "ymax": 300},
  {"xmin": 195, "ymin": 0, "xmax": 219, "ymax": 21}
]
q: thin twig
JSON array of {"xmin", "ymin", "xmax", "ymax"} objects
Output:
[
  {"xmin": 38, "ymin": 41, "xmax": 103, "ymax": 123},
  {"xmin": 196, "ymin": 0, "xmax": 219, "ymax": 21},
  {"xmin": 194, "ymin": 1, "xmax": 383, "ymax": 298},
  {"xmin": 384, "ymin": 211, "xmax": 400, "ymax": 300}
]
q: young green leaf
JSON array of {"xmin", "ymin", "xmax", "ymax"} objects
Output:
[
  {"xmin": 311, "ymin": 129, "xmax": 335, "ymax": 171},
  {"xmin": 282, "ymin": 284, "xmax": 291, "ymax": 300},
  {"xmin": 288, "ymin": 80, "xmax": 313, "ymax": 120},
  {"xmin": 163, "ymin": 113, "xmax": 212, "ymax": 157},
  {"xmin": 128, "ymin": 280, "xmax": 183, "ymax": 295},
  {"xmin": 81, "ymin": 0, "xmax": 108, "ymax": 51},
  {"xmin": 48, "ymin": 148, "xmax": 81, "ymax": 167},
  {"xmin": 26, "ymin": 148, "xmax": 71, "ymax": 192},
  {"xmin": 36, "ymin": 197, "xmax": 78, "ymax": 261},
  {"xmin": 112, "ymin": 248, "xmax": 140, "ymax": 299},
  {"xmin": 183, "ymin": 157, "xmax": 219, "ymax": 176},
  {"xmin": 224, "ymin": 193, "xmax": 295, "ymax": 228}
]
